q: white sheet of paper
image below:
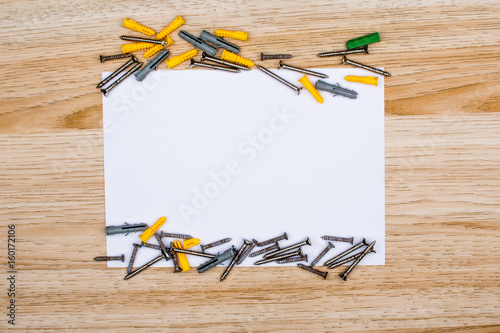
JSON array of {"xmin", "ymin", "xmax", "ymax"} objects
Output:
[{"xmin": 103, "ymin": 67, "xmax": 385, "ymax": 269}]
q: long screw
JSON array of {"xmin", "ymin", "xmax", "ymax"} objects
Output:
[
  {"xmin": 236, "ymin": 240, "xmax": 257, "ymax": 265},
  {"xmin": 327, "ymin": 248, "xmax": 376, "ymax": 269},
  {"xmin": 160, "ymin": 231, "xmax": 193, "ymax": 240},
  {"xmin": 323, "ymin": 239, "xmax": 369, "ymax": 267},
  {"xmin": 100, "ymin": 53, "xmax": 134, "ymax": 63},
  {"xmin": 123, "ymin": 254, "xmax": 167, "ymax": 280},
  {"xmin": 317, "ymin": 45, "xmax": 369, "ymax": 57},
  {"xmin": 340, "ymin": 240, "xmax": 376, "ymax": 281},
  {"xmin": 120, "ymin": 35, "xmax": 168, "ymax": 47},
  {"xmin": 276, "ymin": 254, "xmax": 308, "ymax": 264},
  {"xmin": 309, "ymin": 242, "xmax": 335, "ymax": 267},
  {"xmin": 200, "ymin": 237, "xmax": 232, "ymax": 252},
  {"xmin": 96, "ymin": 57, "xmax": 137, "ymax": 88},
  {"xmin": 256, "ymin": 65, "xmax": 302, "ymax": 95},
  {"xmin": 297, "ymin": 264, "xmax": 328, "ymax": 279},
  {"xmin": 257, "ymin": 232, "xmax": 288, "ymax": 247},
  {"xmin": 93, "ymin": 255, "xmax": 124, "ymax": 262},
  {"xmin": 278, "ymin": 61, "xmax": 329, "ymax": 78},
  {"xmin": 220, "ymin": 239, "xmax": 251, "ymax": 282},
  {"xmin": 190, "ymin": 59, "xmax": 240, "ymax": 73},
  {"xmin": 341, "ymin": 56, "xmax": 391, "ymax": 77},
  {"xmin": 321, "ymin": 235, "xmax": 354, "ymax": 245},
  {"xmin": 127, "ymin": 243, "xmax": 141, "ymax": 274},
  {"xmin": 171, "ymin": 248, "xmax": 216, "ymax": 259},
  {"xmin": 261, "ymin": 52, "xmax": 294, "ymax": 60},
  {"xmin": 250, "ymin": 242, "xmax": 280, "ymax": 257},
  {"xmin": 264, "ymin": 237, "xmax": 311, "ymax": 258},
  {"xmin": 101, "ymin": 62, "xmax": 143, "ymax": 96},
  {"xmin": 254, "ymin": 248, "xmax": 302, "ymax": 265},
  {"xmin": 200, "ymin": 52, "xmax": 250, "ymax": 71}
]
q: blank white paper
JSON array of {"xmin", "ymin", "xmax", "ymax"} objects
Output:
[{"xmin": 103, "ymin": 67, "xmax": 385, "ymax": 268}]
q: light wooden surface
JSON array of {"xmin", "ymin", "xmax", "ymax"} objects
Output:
[{"xmin": 1, "ymin": 0, "xmax": 499, "ymax": 331}]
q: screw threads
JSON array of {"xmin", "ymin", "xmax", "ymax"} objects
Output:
[
  {"xmin": 324, "ymin": 239, "xmax": 369, "ymax": 267},
  {"xmin": 166, "ymin": 49, "xmax": 198, "ymax": 69},
  {"xmin": 257, "ymin": 232, "xmax": 288, "ymax": 247},
  {"xmin": 310, "ymin": 242, "xmax": 335, "ymax": 267},
  {"xmin": 317, "ymin": 45, "xmax": 369, "ymax": 57},
  {"xmin": 123, "ymin": 17, "xmax": 156, "ymax": 36},
  {"xmin": 299, "ymin": 75, "xmax": 323, "ymax": 104},
  {"xmin": 250, "ymin": 242, "xmax": 280, "ymax": 257},
  {"xmin": 257, "ymin": 65, "xmax": 302, "ymax": 95},
  {"xmin": 214, "ymin": 29, "xmax": 248, "ymax": 41},
  {"xmin": 160, "ymin": 231, "xmax": 194, "ymax": 239},
  {"xmin": 221, "ymin": 50, "xmax": 254, "ymax": 67},
  {"xmin": 261, "ymin": 53, "xmax": 294, "ymax": 60},
  {"xmin": 340, "ymin": 240, "xmax": 376, "ymax": 280},
  {"xmin": 344, "ymin": 75, "xmax": 378, "ymax": 86},
  {"xmin": 321, "ymin": 235, "xmax": 354, "ymax": 244},
  {"xmin": 156, "ymin": 16, "xmax": 185, "ymax": 40},
  {"xmin": 122, "ymin": 42, "xmax": 155, "ymax": 54},
  {"xmin": 200, "ymin": 237, "xmax": 232, "ymax": 252},
  {"xmin": 190, "ymin": 59, "xmax": 240, "ymax": 73},
  {"xmin": 127, "ymin": 244, "xmax": 141, "ymax": 274},
  {"xmin": 297, "ymin": 264, "xmax": 328, "ymax": 279},
  {"xmin": 172, "ymin": 248, "xmax": 216, "ymax": 259},
  {"xmin": 341, "ymin": 56, "xmax": 391, "ymax": 77},
  {"xmin": 93, "ymin": 255, "xmax": 124, "ymax": 262},
  {"xmin": 220, "ymin": 239, "xmax": 252, "ymax": 282},
  {"xmin": 100, "ymin": 53, "xmax": 134, "ymax": 63},
  {"xmin": 276, "ymin": 254, "xmax": 308, "ymax": 264},
  {"xmin": 143, "ymin": 44, "xmax": 164, "ymax": 58}
]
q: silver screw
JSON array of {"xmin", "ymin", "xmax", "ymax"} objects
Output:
[
  {"xmin": 257, "ymin": 232, "xmax": 288, "ymax": 247},
  {"xmin": 297, "ymin": 263, "xmax": 328, "ymax": 279},
  {"xmin": 236, "ymin": 240, "xmax": 257, "ymax": 265},
  {"xmin": 317, "ymin": 45, "xmax": 369, "ymax": 57},
  {"xmin": 171, "ymin": 248, "xmax": 216, "ymax": 259},
  {"xmin": 263, "ymin": 237, "xmax": 311, "ymax": 258},
  {"xmin": 261, "ymin": 53, "xmax": 294, "ymax": 60},
  {"xmin": 101, "ymin": 62, "xmax": 143, "ymax": 96},
  {"xmin": 93, "ymin": 255, "xmax": 124, "ymax": 262},
  {"xmin": 250, "ymin": 242, "xmax": 280, "ymax": 257},
  {"xmin": 200, "ymin": 237, "xmax": 232, "ymax": 252},
  {"xmin": 127, "ymin": 243, "xmax": 142, "ymax": 274},
  {"xmin": 309, "ymin": 242, "xmax": 335, "ymax": 267},
  {"xmin": 341, "ymin": 56, "xmax": 391, "ymax": 77},
  {"xmin": 278, "ymin": 61, "xmax": 329, "ymax": 78},
  {"xmin": 123, "ymin": 254, "xmax": 167, "ymax": 280},
  {"xmin": 256, "ymin": 65, "xmax": 302, "ymax": 94},
  {"xmin": 254, "ymin": 248, "xmax": 303, "ymax": 265},
  {"xmin": 169, "ymin": 241, "xmax": 183, "ymax": 273},
  {"xmin": 190, "ymin": 59, "xmax": 240, "ymax": 73},
  {"xmin": 340, "ymin": 240, "xmax": 376, "ymax": 281},
  {"xmin": 142, "ymin": 242, "xmax": 161, "ymax": 250},
  {"xmin": 220, "ymin": 239, "xmax": 252, "ymax": 282},
  {"xmin": 321, "ymin": 235, "xmax": 354, "ymax": 245},
  {"xmin": 120, "ymin": 35, "xmax": 169, "ymax": 47},
  {"xmin": 327, "ymin": 247, "xmax": 376, "ymax": 269},
  {"xmin": 96, "ymin": 57, "xmax": 137, "ymax": 88},
  {"xmin": 323, "ymin": 239, "xmax": 369, "ymax": 267},
  {"xmin": 100, "ymin": 53, "xmax": 134, "ymax": 63},
  {"xmin": 276, "ymin": 254, "xmax": 308, "ymax": 264},
  {"xmin": 200, "ymin": 52, "xmax": 250, "ymax": 71},
  {"xmin": 160, "ymin": 231, "xmax": 194, "ymax": 240}
]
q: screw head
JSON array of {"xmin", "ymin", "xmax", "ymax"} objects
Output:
[
  {"xmin": 200, "ymin": 52, "xmax": 207, "ymax": 61},
  {"xmin": 283, "ymin": 232, "xmax": 288, "ymax": 240},
  {"xmin": 189, "ymin": 59, "xmax": 196, "ymax": 68},
  {"xmin": 363, "ymin": 45, "xmax": 369, "ymax": 54},
  {"xmin": 120, "ymin": 254, "xmax": 125, "ymax": 262},
  {"xmin": 341, "ymin": 56, "xmax": 347, "ymax": 65},
  {"xmin": 305, "ymin": 237, "xmax": 311, "ymax": 246},
  {"xmin": 278, "ymin": 60, "xmax": 284, "ymax": 69}
]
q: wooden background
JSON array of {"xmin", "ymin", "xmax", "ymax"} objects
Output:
[{"xmin": 1, "ymin": 0, "xmax": 499, "ymax": 331}]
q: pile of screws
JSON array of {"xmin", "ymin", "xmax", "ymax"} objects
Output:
[
  {"xmin": 97, "ymin": 16, "xmax": 390, "ymax": 101},
  {"xmin": 95, "ymin": 218, "xmax": 377, "ymax": 282}
]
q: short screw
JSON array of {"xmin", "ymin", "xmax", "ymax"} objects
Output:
[
  {"xmin": 254, "ymin": 248, "xmax": 302, "ymax": 265},
  {"xmin": 101, "ymin": 62, "xmax": 143, "ymax": 96},
  {"xmin": 200, "ymin": 237, "xmax": 232, "ymax": 252},
  {"xmin": 263, "ymin": 237, "xmax": 311, "ymax": 258},
  {"xmin": 257, "ymin": 232, "xmax": 288, "ymax": 247},
  {"xmin": 93, "ymin": 254, "xmax": 124, "ymax": 262},
  {"xmin": 250, "ymin": 241, "xmax": 280, "ymax": 257},
  {"xmin": 190, "ymin": 59, "xmax": 240, "ymax": 73},
  {"xmin": 200, "ymin": 52, "xmax": 250, "ymax": 71},
  {"xmin": 278, "ymin": 61, "xmax": 329, "ymax": 78},
  {"xmin": 120, "ymin": 35, "xmax": 169, "ymax": 47},
  {"xmin": 317, "ymin": 45, "xmax": 368, "ymax": 57},
  {"xmin": 341, "ymin": 56, "xmax": 391, "ymax": 77},
  {"xmin": 309, "ymin": 242, "xmax": 335, "ymax": 267},
  {"xmin": 220, "ymin": 239, "xmax": 252, "ymax": 282},
  {"xmin": 159, "ymin": 231, "xmax": 194, "ymax": 239},
  {"xmin": 100, "ymin": 53, "xmax": 134, "ymax": 63},
  {"xmin": 297, "ymin": 263, "xmax": 328, "ymax": 279},
  {"xmin": 261, "ymin": 52, "xmax": 294, "ymax": 60},
  {"xmin": 340, "ymin": 240, "xmax": 376, "ymax": 281},
  {"xmin": 127, "ymin": 243, "xmax": 142, "ymax": 274},
  {"xmin": 276, "ymin": 254, "xmax": 308, "ymax": 264},
  {"xmin": 321, "ymin": 235, "xmax": 354, "ymax": 245},
  {"xmin": 256, "ymin": 65, "xmax": 302, "ymax": 95},
  {"xmin": 323, "ymin": 238, "xmax": 369, "ymax": 267}
]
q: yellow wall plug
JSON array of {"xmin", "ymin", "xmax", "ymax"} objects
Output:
[
  {"xmin": 221, "ymin": 50, "xmax": 254, "ymax": 67},
  {"xmin": 214, "ymin": 29, "xmax": 248, "ymax": 41},
  {"xmin": 299, "ymin": 75, "xmax": 323, "ymax": 104},
  {"xmin": 166, "ymin": 49, "xmax": 198, "ymax": 69},
  {"xmin": 156, "ymin": 15, "xmax": 185, "ymax": 40},
  {"xmin": 139, "ymin": 217, "xmax": 166, "ymax": 243},
  {"xmin": 122, "ymin": 42, "xmax": 155, "ymax": 54},
  {"xmin": 173, "ymin": 240, "xmax": 191, "ymax": 272},
  {"xmin": 344, "ymin": 75, "xmax": 378, "ymax": 86},
  {"xmin": 143, "ymin": 36, "xmax": 173, "ymax": 58},
  {"xmin": 123, "ymin": 18, "xmax": 156, "ymax": 36},
  {"xmin": 182, "ymin": 238, "xmax": 200, "ymax": 248}
]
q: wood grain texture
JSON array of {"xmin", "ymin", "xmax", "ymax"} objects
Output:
[{"xmin": 0, "ymin": 0, "xmax": 499, "ymax": 331}]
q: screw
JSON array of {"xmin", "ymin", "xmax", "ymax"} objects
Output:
[
  {"xmin": 261, "ymin": 52, "xmax": 294, "ymax": 60},
  {"xmin": 317, "ymin": 45, "xmax": 369, "ymax": 57},
  {"xmin": 142, "ymin": 242, "xmax": 161, "ymax": 250},
  {"xmin": 257, "ymin": 232, "xmax": 288, "ymax": 247},
  {"xmin": 189, "ymin": 59, "xmax": 240, "ymax": 73},
  {"xmin": 200, "ymin": 237, "xmax": 232, "ymax": 252},
  {"xmin": 236, "ymin": 240, "xmax": 257, "ymax": 265},
  {"xmin": 159, "ymin": 231, "xmax": 194, "ymax": 239},
  {"xmin": 96, "ymin": 57, "xmax": 137, "ymax": 88},
  {"xmin": 220, "ymin": 239, "xmax": 252, "ymax": 282},
  {"xmin": 340, "ymin": 240, "xmax": 376, "ymax": 281},
  {"xmin": 93, "ymin": 254, "xmax": 124, "ymax": 262},
  {"xmin": 100, "ymin": 53, "xmax": 134, "ymax": 63},
  {"xmin": 127, "ymin": 243, "xmax": 142, "ymax": 274},
  {"xmin": 123, "ymin": 254, "xmax": 167, "ymax": 280},
  {"xmin": 171, "ymin": 248, "xmax": 216, "ymax": 259},
  {"xmin": 341, "ymin": 56, "xmax": 391, "ymax": 77},
  {"xmin": 321, "ymin": 235, "xmax": 354, "ymax": 245},
  {"xmin": 263, "ymin": 237, "xmax": 311, "ymax": 258},
  {"xmin": 309, "ymin": 242, "xmax": 335, "ymax": 267},
  {"xmin": 200, "ymin": 52, "xmax": 250, "ymax": 71},
  {"xmin": 276, "ymin": 254, "xmax": 308, "ymax": 264},
  {"xmin": 256, "ymin": 65, "xmax": 302, "ymax": 95},
  {"xmin": 169, "ymin": 241, "xmax": 183, "ymax": 273},
  {"xmin": 323, "ymin": 239, "xmax": 369, "ymax": 267},
  {"xmin": 120, "ymin": 35, "xmax": 169, "ymax": 47},
  {"xmin": 101, "ymin": 62, "xmax": 143, "ymax": 96},
  {"xmin": 297, "ymin": 263, "xmax": 328, "ymax": 279},
  {"xmin": 327, "ymin": 248, "xmax": 376, "ymax": 269},
  {"xmin": 278, "ymin": 61, "xmax": 329, "ymax": 78},
  {"xmin": 250, "ymin": 241, "xmax": 280, "ymax": 257},
  {"xmin": 254, "ymin": 248, "xmax": 302, "ymax": 265},
  {"xmin": 154, "ymin": 233, "xmax": 170, "ymax": 260}
]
